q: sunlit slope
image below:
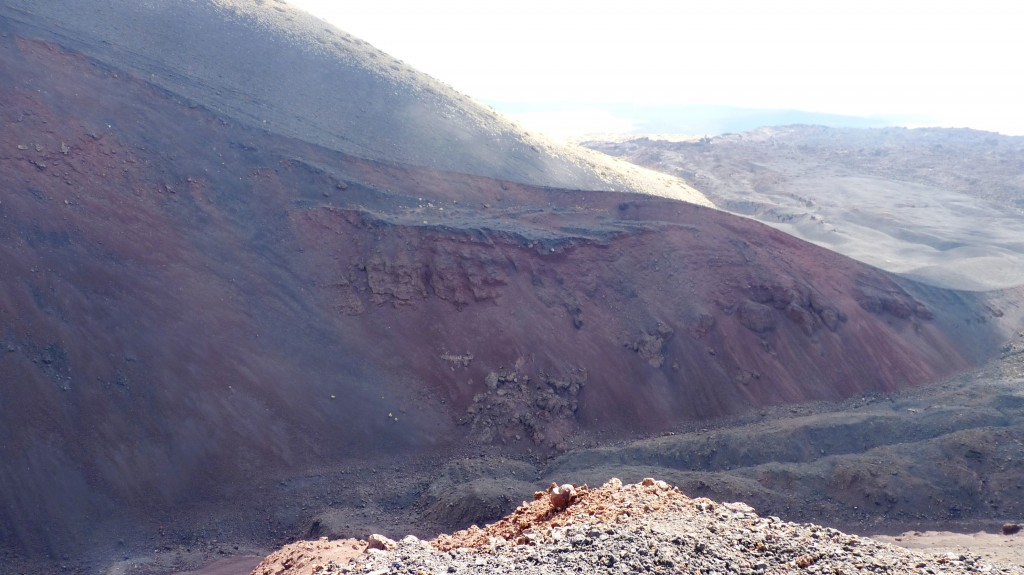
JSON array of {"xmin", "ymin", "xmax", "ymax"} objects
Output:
[{"xmin": 1, "ymin": 0, "xmax": 709, "ymax": 205}]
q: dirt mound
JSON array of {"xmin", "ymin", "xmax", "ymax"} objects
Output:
[
  {"xmin": 261, "ymin": 479, "xmax": 1017, "ymax": 574},
  {"xmin": 431, "ymin": 478, "xmax": 676, "ymax": 550}
]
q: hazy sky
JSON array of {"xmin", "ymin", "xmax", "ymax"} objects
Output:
[{"xmin": 287, "ymin": 0, "xmax": 1024, "ymax": 137}]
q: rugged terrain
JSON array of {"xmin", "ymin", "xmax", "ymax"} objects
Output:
[
  {"xmin": 583, "ymin": 127, "xmax": 1024, "ymax": 290},
  {"xmin": 253, "ymin": 479, "xmax": 1023, "ymax": 575},
  {"xmin": 235, "ymin": 347, "xmax": 1024, "ymax": 575},
  {"xmin": 1, "ymin": 3, "xmax": 1023, "ymax": 575}
]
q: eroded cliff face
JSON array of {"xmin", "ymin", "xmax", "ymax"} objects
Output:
[
  {"xmin": 288, "ymin": 200, "xmax": 991, "ymax": 439},
  {"xmin": 0, "ymin": 11, "xmax": 1017, "ymax": 570}
]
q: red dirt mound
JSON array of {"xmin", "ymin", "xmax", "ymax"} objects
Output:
[
  {"xmin": 252, "ymin": 538, "xmax": 365, "ymax": 575},
  {"xmin": 259, "ymin": 479, "xmax": 1017, "ymax": 574},
  {"xmin": 432, "ymin": 478, "xmax": 677, "ymax": 549}
]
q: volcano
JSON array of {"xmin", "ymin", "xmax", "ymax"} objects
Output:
[{"xmin": 0, "ymin": 1, "xmax": 1020, "ymax": 572}]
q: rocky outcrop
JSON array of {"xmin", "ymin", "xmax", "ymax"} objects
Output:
[
  {"xmin": 738, "ymin": 300, "xmax": 777, "ymax": 333},
  {"xmin": 855, "ymin": 283, "xmax": 934, "ymax": 321},
  {"xmin": 461, "ymin": 368, "xmax": 587, "ymax": 450},
  {"xmin": 740, "ymin": 282, "xmax": 847, "ymax": 336},
  {"xmin": 276, "ymin": 479, "xmax": 1015, "ymax": 575},
  {"xmin": 624, "ymin": 323, "xmax": 675, "ymax": 367}
]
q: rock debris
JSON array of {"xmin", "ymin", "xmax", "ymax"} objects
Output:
[{"xmin": 299, "ymin": 479, "xmax": 1016, "ymax": 575}]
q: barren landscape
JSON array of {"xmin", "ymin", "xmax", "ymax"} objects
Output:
[
  {"xmin": 1, "ymin": 2, "xmax": 1023, "ymax": 575},
  {"xmin": 250, "ymin": 478, "xmax": 1024, "ymax": 575},
  {"xmin": 583, "ymin": 127, "xmax": 1024, "ymax": 290}
]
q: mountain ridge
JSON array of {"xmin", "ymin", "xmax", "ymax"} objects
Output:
[{"xmin": 0, "ymin": 0, "xmax": 709, "ymax": 204}]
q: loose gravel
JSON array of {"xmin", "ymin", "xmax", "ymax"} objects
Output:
[{"xmin": 310, "ymin": 479, "xmax": 1019, "ymax": 575}]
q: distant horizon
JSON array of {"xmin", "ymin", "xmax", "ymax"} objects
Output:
[
  {"xmin": 480, "ymin": 101, "xmax": 941, "ymax": 140},
  {"xmin": 287, "ymin": 0, "xmax": 1024, "ymax": 139}
]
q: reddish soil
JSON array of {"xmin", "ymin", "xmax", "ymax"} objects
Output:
[
  {"xmin": 255, "ymin": 479, "xmax": 1024, "ymax": 574},
  {"xmin": 431, "ymin": 479, "xmax": 679, "ymax": 550},
  {"xmin": 250, "ymin": 539, "xmax": 364, "ymax": 575},
  {"xmin": 248, "ymin": 480, "xmax": 719, "ymax": 575},
  {"xmin": 0, "ymin": 5, "xmax": 1021, "ymax": 574}
]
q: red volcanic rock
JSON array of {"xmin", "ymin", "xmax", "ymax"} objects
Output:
[
  {"xmin": 305, "ymin": 479, "xmax": 1015, "ymax": 575},
  {"xmin": 547, "ymin": 483, "xmax": 578, "ymax": 512}
]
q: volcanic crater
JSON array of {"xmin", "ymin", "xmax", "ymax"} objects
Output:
[{"xmin": 1, "ymin": 2, "xmax": 1023, "ymax": 574}]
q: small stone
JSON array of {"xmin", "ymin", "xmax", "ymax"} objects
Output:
[
  {"xmin": 548, "ymin": 483, "xmax": 576, "ymax": 511},
  {"xmin": 1002, "ymin": 523, "xmax": 1021, "ymax": 535},
  {"xmin": 366, "ymin": 534, "xmax": 396, "ymax": 551},
  {"xmin": 795, "ymin": 554, "xmax": 817, "ymax": 568}
]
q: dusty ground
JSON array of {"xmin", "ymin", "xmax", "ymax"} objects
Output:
[
  {"xmin": 874, "ymin": 530, "xmax": 1024, "ymax": 569},
  {"xmin": 232, "ymin": 350, "xmax": 1024, "ymax": 575},
  {"xmin": 171, "ymin": 557, "xmax": 265, "ymax": 575},
  {"xmin": 541, "ymin": 344, "xmax": 1024, "ymax": 530}
]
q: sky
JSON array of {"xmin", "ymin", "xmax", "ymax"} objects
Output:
[{"xmin": 287, "ymin": 0, "xmax": 1024, "ymax": 138}]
